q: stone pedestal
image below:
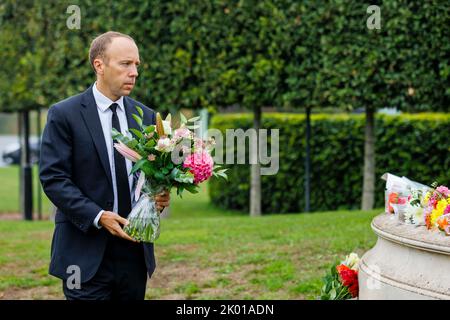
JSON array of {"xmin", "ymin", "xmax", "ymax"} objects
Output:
[{"xmin": 359, "ymin": 214, "xmax": 450, "ymax": 300}]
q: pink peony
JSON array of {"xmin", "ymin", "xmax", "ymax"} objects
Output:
[{"xmin": 183, "ymin": 150, "xmax": 214, "ymax": 184}]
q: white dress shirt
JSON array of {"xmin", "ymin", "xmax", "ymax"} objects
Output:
[{"xmin": 92, "ymin": 82, "xmax": 134, "ymax": 228}]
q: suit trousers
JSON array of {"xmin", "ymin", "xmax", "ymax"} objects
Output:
[{"xmin": 63, "ymin": 234, "xmax": 148, "ymax": 300}]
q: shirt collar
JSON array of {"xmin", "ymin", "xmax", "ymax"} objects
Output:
[{"xmin": 93, "ymin": 82, "xmax": 125, "ymax": 113}]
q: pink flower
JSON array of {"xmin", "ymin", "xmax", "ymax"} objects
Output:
[
  {"xmin": 436, "ymin": 186, "xmax": 450, "ymax": 198},
  {"xmin": 183, "ymin": 150, "xmax": 214, "ymax": 184},
  {"xmin": 194, "ymin": 138, "xmax": 205, "ymax": 151},
  {"xmin": 148, "ymin": 154, "xmax": 156, "ymax": 161},
  {"xmin": 114, "ymin": 141, "xmax": 142, "ymax": 162},
  {"xmin": 445, "ymin": 204, "xmax": 450, "ymax": 215},
  {"xmin": 155, "ymin": 137, "xmax": 175, "ymax": 153},
  {"xmin": 174, "ymin": 127, "xmax": 192, "ymax": 140}
]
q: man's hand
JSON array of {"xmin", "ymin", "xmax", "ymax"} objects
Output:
[
  {"xmin": 99, "ymin": 211, "xmax": 138, "ymax": 242},
  {"xmin": 155, "ymin": 190, "xmax": 170, "ymax": 212}
]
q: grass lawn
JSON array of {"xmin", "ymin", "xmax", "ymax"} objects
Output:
[
  {"xmin": 0, "ymin": 166, "xmax": 52, "ymax": 215},
  {"xmin": 0, "ymin": 165, "xmax": 380, "ymax": 299}
]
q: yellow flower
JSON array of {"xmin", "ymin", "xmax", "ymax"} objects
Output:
[
  {"xmin": 422, "ymin": 192, "xmax": 431, "ymax": 206},
  {"xmin": 437, "ymin": 199, "xmax": 447, "ymax": 213},
  {"xmin": 430, "ymin": 199, "xmax": 448, "ymax": 227}
]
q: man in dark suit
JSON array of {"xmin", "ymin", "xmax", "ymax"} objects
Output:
[{"xmin": 39, "ymin": 31, "xmax": 170, "ymax": 300}]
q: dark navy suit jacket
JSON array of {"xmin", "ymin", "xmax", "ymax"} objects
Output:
[{"xmin": 39, "ymin": 85, "xmax": 156, "ymax": 283}]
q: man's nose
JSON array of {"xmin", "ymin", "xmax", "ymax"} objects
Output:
[{"xmin": 129, "ymin": 66, "xmax": 138, "ymax": 77}]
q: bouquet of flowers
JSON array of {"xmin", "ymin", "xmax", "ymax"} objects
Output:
[
  {"xmin": 382, "ymin": 173, "xmax": 450, "ymax": 236},
  {"xmin": 320, "ymin": 253, "xmax": 360, "ymax": 300},
  {"xmin": 112, "ymin": 106, "xmax": 227, "ymax": 242},
  {"xmin": 423, "ymin": 183, "xmax": 450, "ymax": 234},
  {"xmin": 381, "ymin": 173, "xmax": 429, "ymax": 216}
]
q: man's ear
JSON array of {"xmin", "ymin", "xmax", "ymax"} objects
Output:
[{"xmin": 93, "ymin": 58, "xmax": 104, "ymax": 75}]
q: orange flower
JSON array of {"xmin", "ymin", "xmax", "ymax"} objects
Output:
[
  {"xmin": 437, "ymin": 216, "xmax": 449, "ymax": 231},
  {"xmin": 425, "ymin": 213, "xmax": 432, "ymax": 229},
  {"xmin": 388, "ymin": 192, "xmax": 399, "ymax": 213},
  {"xmin": 336, "ymin": 264, "xmax": 350, "ymax": 274}
]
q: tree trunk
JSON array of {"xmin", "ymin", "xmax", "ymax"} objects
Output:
[
  {"xmin": 362, "ymin": 107, "xmax": 376, "ymax": 210},
  {"xmin": 20, "ymin": 110, "xmax": 33, "ymax": 220},
  {"xmin": 250, "ymin": 106, "xmax": 261, "ymax": 216},
  {"xmin": 304, "ymin": 106, "xmax": 311, "ymax": 212}
]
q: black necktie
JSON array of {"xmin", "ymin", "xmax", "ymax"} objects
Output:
[{"xmin": 110, "ymin": 103, "xmax": 131, "ymax": 218}]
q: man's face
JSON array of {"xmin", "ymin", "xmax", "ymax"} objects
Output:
[{"xmin": 96, "ymin": 37, "xmax": 140, "ymax": 98}]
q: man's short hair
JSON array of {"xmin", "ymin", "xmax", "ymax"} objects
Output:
[{"xmin": 89, "ymin": 31, "xmax": 135, "ymax": 73}]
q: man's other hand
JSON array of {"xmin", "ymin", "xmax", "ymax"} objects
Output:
[{"xmin": 155, "ymin": 190, "xmax": 170, "ymax": 212}]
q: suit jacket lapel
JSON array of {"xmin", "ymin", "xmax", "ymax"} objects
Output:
[{"xmin": 80, "ymin": 85, "xmax": 113, "ymax": 189}]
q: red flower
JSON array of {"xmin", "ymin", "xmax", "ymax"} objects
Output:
[{"xmin": 337, "ymin": 265, "xmax": 359, "ymax": 298}]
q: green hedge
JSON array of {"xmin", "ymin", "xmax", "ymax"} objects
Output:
[{"xmin": 209, "ymin": 113, "xmax": 450, "ymax": 213}]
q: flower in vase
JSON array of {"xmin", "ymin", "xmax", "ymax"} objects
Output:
[
  {"xmin": 183, "ymin": 150, "xmax": 214, "ymax": 184},
  {"xmin": 174, "ymin": 127, "xmax": 192, "ymax": 140},
  {"xmin": 114, "ymin": 141, "xmax": 142, "ymax": 162},
  {"xmin": 155, "ymin": 137, "xmax": 175, "ymax": 153},
  {"xmin": 162, "ymin": 120, "xmax": 172, "ymax": 136}
]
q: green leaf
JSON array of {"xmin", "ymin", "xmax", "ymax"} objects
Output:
[
  {"xmin": 188, "ymin": 116, "xmax": 201, "ymax": 123},
  {"xmin": 144, "ymin": 125, "xmax": 155, "ymax": 133},
  {"xmin": 131, "ymin": 158, "xmax": 148, "ymax": 174},
  {"xmin": 155, "ymin": 172, "xmax": 165, "ymax": 180},
  {"xmin": 187, "ymin": 125, "xmax": 200, "ymax": 130},
  {"xmin": 174, "ymin": 171, "xmax": 194, "ymax": 183},
  {"xmin": 145, "ymin": 140, "xmax": 156, "ymax": 148},
  {"xmin": 170, "ymin": 167, "xmax": 180, "ymax": 179},
  {"xmin": 111, "ymin": 127, "xmax": 122, "ymax": 139},
  {"xmin": 126, "ymin": 139, "xmax": 139, "ymax": 149},
  {"xmin": 135, "ymin": 105, "xmax": 143, "ymax": 118},
  {"xmin": 177, "ymin": 185, "xmax": 185, "ymax": 197},
  {"xmin": 132, "ymin": 114, "xmax": 143, "ymax": 128},
  {"xmin": 184, "ymin": 184, "xmax": 199, "ymax": 194},
  {"xmin": 180, "ymin": 112, "xmax": 187, "ymax": 124},
  {"xmin": 330, "ymin": 288, "xmax": 337, "ymax": 300},
  {"xmin": 130, "ymin": 128, "xmax": 144, "ymax": 140}
]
